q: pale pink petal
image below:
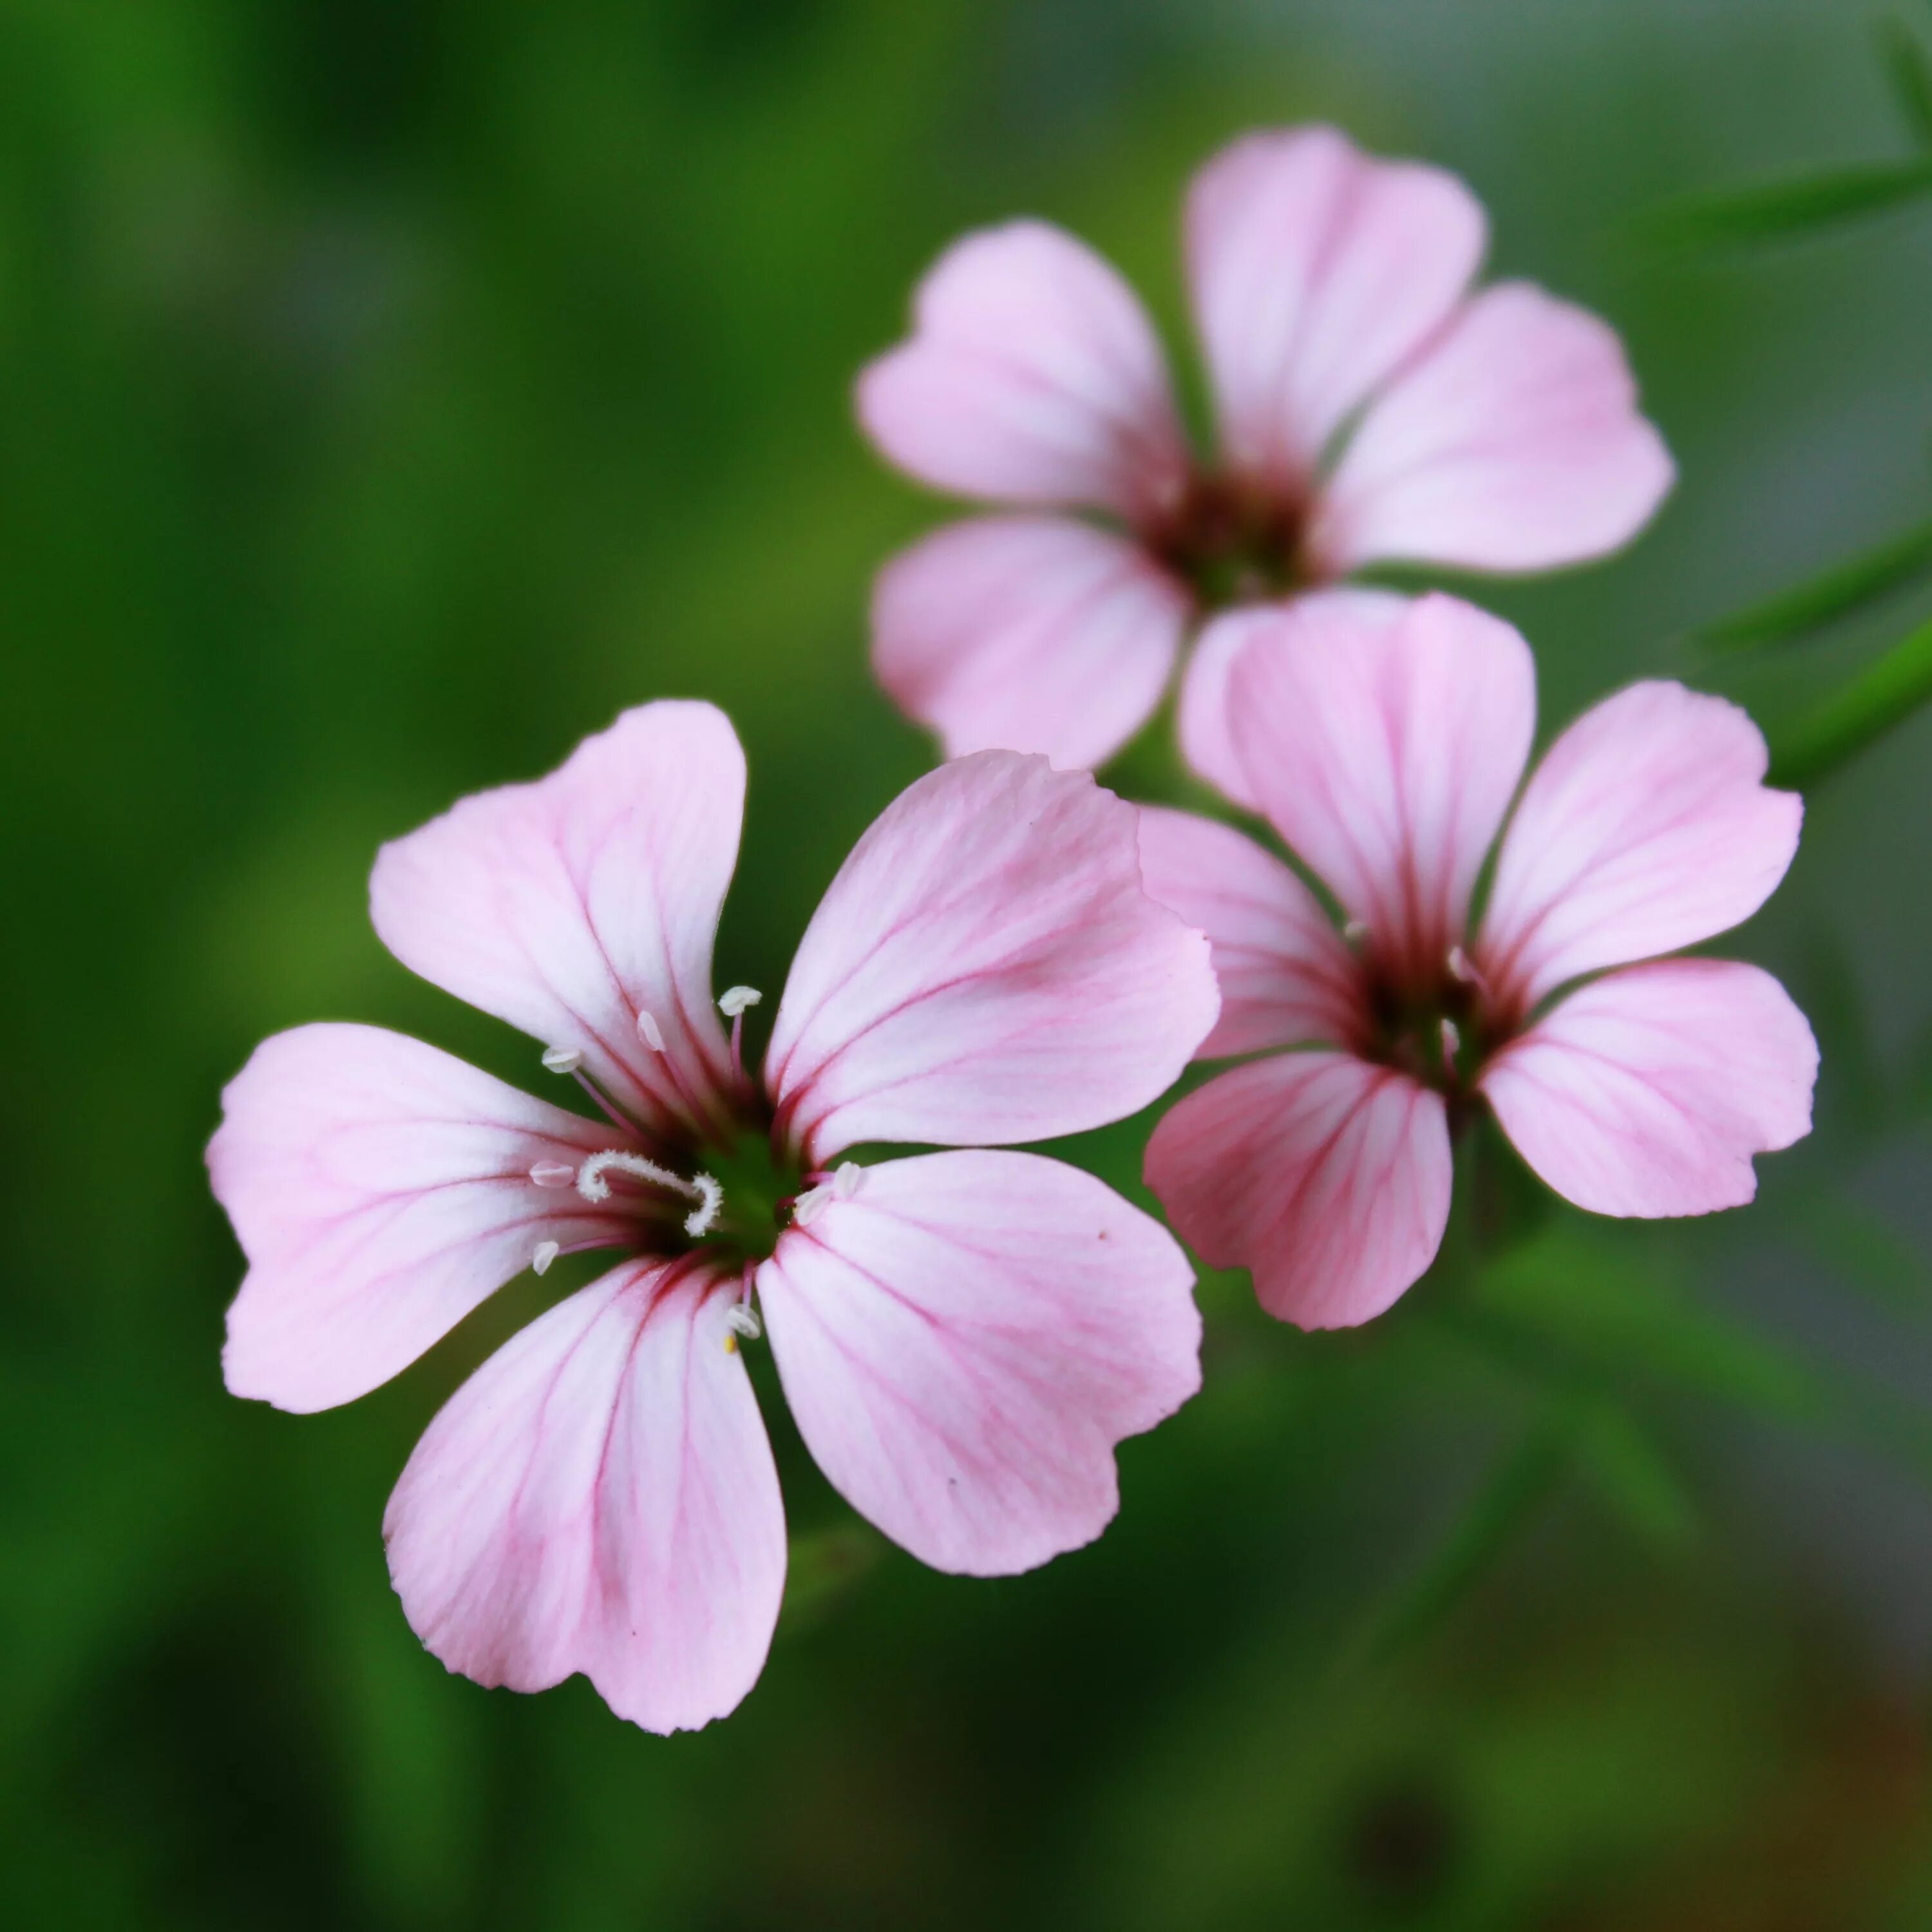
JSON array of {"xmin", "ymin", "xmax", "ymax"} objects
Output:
[
  {"xmin": 1314, "ymin": 282, "xmax": 1674, "ymax": 574},
  {"xmin": 384, "ymin": 1258, "xmax": 786, "ymax": 1736},
  {"xmin": 1185, "ymin": 126, "xmax": 1486, "ymax": 480},
  {"xmin": 1137, "ymin": 807, "xmax": 1360, "ymax": 1058},
  {"xmin": 756, "ymin": 1151, "xmax": 1199, "ymax": 1574},
  {"xmin": 1481, "ymin": 960, "xmax": 1817, "ymax": 1218},
  {"xmin": 1228, "ymin": 592, "xmax": 1535, "ymax": 981},
  {"xmin": 369, "ymin": 703, "xmax": 742, "ymax": 1141},
  {"xmin": 856, "ymin": 220, "xmax": 1189, "ymax": 520},
  {"xmin": 1479, "ymin": 681, "xmax": 1803, "ymax": 1011},
  {"xmin": 209, "ymin": 1023, "xmax": 614, "ymax": 1414},
  {"xmin": 765, "ymin": 752, "xmax": 1217, "ymax": 1160},
  {"xmin": 1176, "ymin": 589, "xmax": 1408, "ymax": 809},
  {"xmin": 1145, "ymin": 1052, "xmax": 1451, "ymax": 1329},
  {"xmin": 871, "ymin": 515, "xmax": 1190, "ymax": 771}
]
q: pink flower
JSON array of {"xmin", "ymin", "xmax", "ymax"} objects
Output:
[
  {"xmin": 856, "ymin": 125, "xmax": 1674, "ymax": 790},
  {"xmin": 208, "ymin": 702, "xmax": 1217, "ymax": 1732},
  {"xmin": 1139, "ymin": 594, "xmax": 1817, "ymax": 1329}
]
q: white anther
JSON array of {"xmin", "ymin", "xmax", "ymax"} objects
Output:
[
  {"xmin": 1343, "ymin": 919, "xmax": 1369, "ymax": 945},
  {"xmin": 635, "ymin": 1009, "xmax": 666, "ymax": 1052},
  {"xmin": 719, "ymin": 985, "xmax": 762, "ymax": 1018},
  {"xmin": 1440, "ymin": 1018, "xmax": 1461, "ymax": 1059},
  {"xmin": 792, "ymin": 1184, "xmax": 833, "ymax": 1227},
  {"xmin": 725, "ymin": 1303, "xmax": 762, "ymax": 1341},
  {"xmin": 532, "ymin": 1240, "xmax": 560, "ymax": 1276},
  {"xmin": 833, "ymin": 1160, "xmax": 864, "ymax": 1200},
  {"xmin": 542, "ymin": 1045, "xmax": 583, "ymax": 1074},
  {"xmin": 529, "ymin": 1161, "xmax": 576, "ymax": 1189},
  {"xmin": 1447, "ymin": 945, "xmax": 1475, "ymax": 984}
]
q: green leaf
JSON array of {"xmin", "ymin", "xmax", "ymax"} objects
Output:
[
  {"xmin": 1796, "ymin": 1191, "xmax": 1931, "ymax": 1312},
  {"xmin": 1356, "ymin": 1421, "xmax": 1569, "ymax": 1665},
  {"xmin": 1571, "ymin": 1400, "xmax": 1700, "ymax": 1551},
  {"xmin": 1636, "ymin": 157, "xmax": 1932, "ymax": 250},
  {"xmin": 1694, "ymin": 518, "xmax": 1932, "ymax": 652},
  {"xmin": 1471, "ymin": 1226, "xmax": 1826, "ymax": 1423},
  {"xmin": 1877, "ymin": 15, "xmax": 1932, "ymax": 146},
  {"xmin": 1768, "ymin": 609, "xmax": 1932, "ymax": 788},
  {"xmin": 776, "ymin": 1522, "xmax": 882, "ymax": 1636}
]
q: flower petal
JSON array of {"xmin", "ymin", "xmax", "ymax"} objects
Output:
[
  {"xmin": 856, "ymin": 220, "xmax": 1189, "ymax": 519},
  {"xmin": 1176, "ymin": 588, "xmax": 1408, "ymax": 809},
  {"xmin": 384, "ymin": 1258, "xmax": 786, "ymax": 1736},
  {"xmin": 209, "ymin": 1023, "xmax": 614, "ymax": 1413},
  {"xmin": 766, "ymin": 752, "xmax": 1218, "ymax": 1159},
  {"xmin": 756, "ymin": 1151, "xmax": 1200, "ymax": 1574},
  {"xmin": 871, "ymin": 515, "xmax": 1189, "ymax": 771},
  {"xmin": 1137, "ymin": 806, "xmax": 1360, "ymax": 1058},
  {"xmin": 1228, "ymin": 592, "xmax": 1535, "ymax": 982},
  {"xmin": 1315, "ymin": 282, "xmax": 1674, "ymax": 574},
  {"xmin": 1482, "ymin": 960, "xmax": 1817, "ymax": 1218},
  {"xmin": 1146, "ymin": 1052, "xmax": 1451, "ymax": 1329},
  {"xmin": 1479, "ymin": 681, "xmax": 1803, "ymax": 1011},
  {"xmin": 369, "ymin": 702, "xmax": 743, "ymax": 1141},
  {"xmin": 1186, "ymin": 125, "xmax": 1486, "ymax": 480}
]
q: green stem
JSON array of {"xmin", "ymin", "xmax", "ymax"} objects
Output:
[
  {"xmin": 1696, "ymin": 518, "xmax": 1932, "ymax": 652},
  {"xmin": 1768, "ymin": 611, "xmax": 1932, "ymax": 788}
]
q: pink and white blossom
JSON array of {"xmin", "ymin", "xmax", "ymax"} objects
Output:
[
  {"xmin": 209, "ymin": 701, "xmax": 1217, "ymax": 1733},
  {"xmin": 857, "ymin": 126, "xmax": 1674, "ymax": 786},
  {"xmin": 1139, "ymin": 594, "xmax": 1816, "ymax": 1329}
]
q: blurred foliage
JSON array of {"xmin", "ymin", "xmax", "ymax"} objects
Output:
[{"xmin": 3, "ymin": 1, "xmax": 1932, "ymax": 1927}]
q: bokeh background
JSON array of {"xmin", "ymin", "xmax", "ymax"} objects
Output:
[{"xmin": 8, "ymin": 0, "xmax": 1932, "ymax": 1925}]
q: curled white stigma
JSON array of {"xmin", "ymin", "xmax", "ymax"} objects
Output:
[
  {"xmin": 542, "ymin": 1045, "xmax": 583, "ymax": 1074},
  {"xmin": 532, "ymin": 1240, "xmax": 560, "ymax": 1277},
  {"xmin": 1446, "ymin": 945, "xmax": 1475, "ymax": 984},
  {"xmin": 1440, "ymin": 1018, "xmax": 1462, "ymax": 1059},
  {"xmin": 683, "ymin": 1173, "xmax": 723, "ymax": 1238},
  {"xmin": 529, "ymin": 1161, "xmax": 576, "ymax": 1189},
  {"xmin": 575, "ymin": 1150, "xmax": 723, "ymax": 1238},
  {"xmin": 725, "ymin": 1303, "xmax": 762, "ymax": 1341},
  {"xmin": 635, "ymin": 1009, "xmax": 666, "ymax": 1053},
  {"xmin": 719, "ymin": 985, "xmax": 762, "ymax": 1018}
]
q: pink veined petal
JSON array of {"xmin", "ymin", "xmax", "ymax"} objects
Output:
[
  {"xmin": 1145, "ymin": 1051, "xmax": 1452, "ymax": 1329},
  {"xmin": 855, "ymin": 220, "xmax": 1189, "ymax": 520},
  {"xmin": 1186, "ymin": 125, "xmax": 1487, "ymax": 481},
  {"xmin": 369, "ymin": 702, "xmax": 743, "ymax": 1142},
  {"xmin": 1314, "ymin": 281, "xmax": 1675, "ymax": 574},
  {"xmin": 1481, "ymin": 959, "xmax": 1818, "ymax": 1218},
  {"xmin": 1228, "ymin": 592, "xmax": 1535, "ymax": 983},
  {"xmin": 1478, "ymin": 681, "xmax": 1803, "ymax": 1012},
  {"xmin": 871, "ymin": 515, "xmax": 1191, "ymax": 772},
  {"xmin": 384, "ymin": 1257, "xmax": 787, "ymax": 1737},
  {"xmin": 1177, "ymin": 588, "xmax": 1410, "ymax": 809},
  {"xmin": 764, "ymin": 752, "xmax": 1218, "ymax": 1161},
  {"xmin": 209, "ymin": 1023, "xmax": 615, "ymax": 1414},
  {"xmin": 1137, "ymin": 806, "xmax": 1360, "ymax": 1058},
  {"xmin": 756, "ymin": 1151, "xmax": 1200, "ymax": 1575}
]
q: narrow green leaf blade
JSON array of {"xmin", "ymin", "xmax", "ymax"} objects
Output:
[
  {"xmin": 1359, "ymin": 1422, "xmax": 1569, "ymax": 1665},
  {"xmin": 1768, "ymin": 609, "xmax": 1932, "ymax": 788},
  {"xmin": 1696, "ymin": 518, "xmax": 1932, "ymax": 652},
  {"xmin": 1638, "ymin": 157, "xmax": 1932, "ymax": 250},
  {"xmin": 1877, "ymin": 15, "xmax": 1932, "ymax": 146},
  {"xmin": 1571, "ymin": 1401, "xmax": 1700, "ymax": 1551}
]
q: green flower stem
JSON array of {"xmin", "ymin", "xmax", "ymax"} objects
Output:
[
  {"xmin": 1696, "ymin": 517, "xmax": 1932, "ymax": 652},
  {"xmin": 1768, "ymin": 610, "xmax": 1932, "ymax": 789}
]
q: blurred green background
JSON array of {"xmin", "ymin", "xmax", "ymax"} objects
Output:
[{"xmin": 8, "ymin": 1, "xmax": 1932, "ymax": 1925}]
